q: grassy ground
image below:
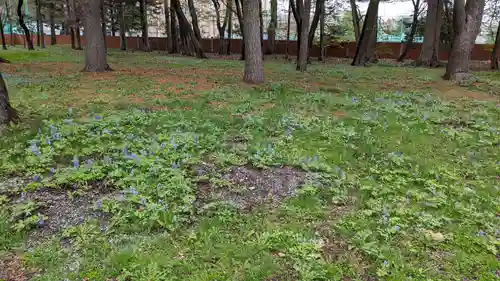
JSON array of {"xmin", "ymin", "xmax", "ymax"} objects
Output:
[{"xmin": 0, "ymin": 47, "xmax": 499, "ymax": 281}]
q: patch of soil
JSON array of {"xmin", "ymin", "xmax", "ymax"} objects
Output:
[
  {"xmin": 195, "ymin": 166, "xmax": 305, "ymax": 211},
  {"xmin": 431, "ymin": 81, "xmax": 498, "ymax": 101},
  {"xmin": 264, "ymin": 267, "xmax": 297, "ymax": 281},
  {"xmin": 0, "ymin": 254, "xmax": 37, "ymax": 281}
]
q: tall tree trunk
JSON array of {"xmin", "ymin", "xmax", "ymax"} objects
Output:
[
  {"xmin": 49, "ymin": 4, "xmax": 57, "ymax": 45},
  {"xmin": 266, "ymin": 0, "xmax": 277, "ymax": 54},
  {"xmin": 367, "ymin": 19, "xmax": 378, "ymax": 62},
  {"xmin": 308, "ymin": 0, "xmax": 324, "ymax": 53},
  {"xmin": 36, "ymin": 0, "xmax": 42, "ymax": 47},
  {"xmin": 101, "ymin": 0, "xmax": 108, "ymax": 52},
  {"xmin": 17, "ymin": 0, "xmax": 34, "ymax": 50},
  {"xmin": 491, "ymin": 22, "xmax": 500, "ymax": 69},
  {"xmin": 243, "ymin": 0, "xmax": 264, "ymax": 83},
  {"xmin": 227, "ymin": 0, "xmax": 233, "ymax": 55},
  {"xmin": 352, "ymin": 0, "xmax": 379, "ymax": 66},
  {"xmin": 139, "ymin": 0, "xmax": 151, "ymax": 51},
  {"xmin": 444, "ymin": 0, "xmax": 485, "ymax": 82},
  {"xmin": 350, "ymin": 0, "xmax": 361, "ymax": 42},
  {"xmin": 0, "ymin": 13, "xmax": 6, "ymax": 50},
  {"xmin": 75, "ymin": 26, "xmax": 83, "ymax": 50},
  {"xmin": 119, "ymin": 1, "xmax": 127, "ymax": 50},
  {"xmin": 211, "ymin": 0, "xmax": 228, "ymax": 55},
  {"xmin": 83, "ymin": 0, "xmax": 111, "ymax": 72},
  {"xmin": 297, "ymin": 0, "xmax": 312, "ymax": 71},
  {"xmin": 319, "ymin": 0, "xmax": 325, "ymax": 61},
  {"xmin": 259, "ymin": 0, "xmax": 264, "ymax": 57},
  {"xmin": 164, "ymin": 0, "xmax": 172, "ymax": 52},
  {"xmin": 0, "ymin": 72, "xmax": 18, "ymax": 125},
  {"xmin": 234, "ymin": 0, "xmax": 245, "ymax": 60},
  {"xmin": 110, "ymin": 4, "xmax": 116, "ymax": 36},
  {"xmin": 172, "ymin": 0, "xmax": 206, "ymax": 58},
  {"xmin": 290, "ymin": 0, "xmax": 302, "ymax": 61},
  {"xmin": 187, "ymin": 0, "xmax": 202, "ymax": 41},
  {"xmin": 416, "ymin": 0, "xmax": 443, "ymax": 67},
  {"xmin": 5, "ymin": 7, "xmax": 13, "ymax": 46},
  {"xmin": 398, "ymin": 0, "xmax": 421, "ymax": 61},
  {"xmin": 170, "ymin": 0, "xmax": 179, "ymax": 53},
  {"xmin": 285, "ymin": 0, "xmax": 291, "ymax": 59},
  {"xmin": 67, "ymin": 0, "xmax": 76, "ymax": 49}
]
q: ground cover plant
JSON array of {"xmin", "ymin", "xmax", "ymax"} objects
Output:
[{"xmin": 0, "ymin": 47, "xmax": 499, "ymax": 281}]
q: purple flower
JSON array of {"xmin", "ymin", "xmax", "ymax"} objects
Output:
[
  {"xmin": 129, "ymin": 169, "xmax": 135, "ymax": 176},
  {"xmin": 95, "ymin": 115, "xmax": 103, "ymax": 120},
  {"xmin": 127, "ymin": 187, "xmax": 139, "ymax": 195},
  {"xmin": 383, "ymin": 260, "xmax": 388, "ymax": 265},
  {"xmin": 84, "ymin": 159, "xmax": 93, "ymax": 169},
  {"xmin": 313, "ymin": 155, "xmax": 319, "ymax": 162},
  {"xmin": 171, "ymin": 161, "xmax": 179, "ymax": 169},
  {"xmin": 139, "ymin": 197, "xmax": 146, "ymax": 205},
  {"xmin": 352, "ymin": 97, "xmax": 359, "ymax": 103},
  {"xmin": 68, "ymin": 106, "xmax": 73, "ymax": 115},
  {"xmin": 52, "ymin": 132, "xmax": 60, "ymax": 140},
  {"xmin": 20, "ymin": 192, "xmax": 27, "ymax": 201},
  {"xmin": 96, "ymin": 199, "xmax": 102, "ymax": 209},
  {"xmin": 72, "ymin": 156, "xmax": 79, "ymax": 168},
  {"xmin": 102, "ymin": 129, "xmax": 110, "ymax": 135},
  {"xmin": 37, "ymin": 212, "xmax": 45, "ymax": 226},
  {"xmin": 478, "ymin": 230, "xmax": 486, "ymax": 237},
  {"xmin": 173, "ymin": 143, "xmax": 177, "ymax": 151},
  {"xmin": 49, "ymin": 167, "xmax": 56, "ymax": 177},
  {"xmin": 394, "ymin": 225, "xmax": 401, "ymax": 231},
  {"xmin": 123, "ymin": 146, "xmax": 130, "ymax": 156},
  {"xmin": 30, "ymin": 143, "xmax": 41, "ymax": 157},
  {"xmin": 33, "ymin": 175, "xmax": 41, "ymax": 182}
]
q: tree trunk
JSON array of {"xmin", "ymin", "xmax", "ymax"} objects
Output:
[
  {"xmin": 367, "ymin": 19, "xmax": 378, "ymax": 63},
  {"xmin": 49, "ymin": 4, "xmax": 57, "ymax": 45},
  {"xmin": 101, "ymin": 0, "xmax": 108, "ymax": 52},
  {"xmin": 290, "ymin": 0, "xmax": 302, "ymax": 61},
  {"xmin": 352, "ymin": 0, "xmax": 379, "ymax": 66},
  {"xmin": 416, "ymin": 0, "xmax": 443, "ymax": 67},
  {"xmin": 0, "ymin": 13, "xmax": 6, "ymax": 50},
  {"xmin": 227, "ymin": 0, "xmax": 233, "ymax": 55},
  {"xmin": 491, "ymin": 22, "xmax": 500, "ymax": 69},
  {"xmin": 350, "ymin": 0, "xmax": 361, "ymax": 42},
  {"xmin": 5, "ymin": 7, "xmax": 13, "ymax": 46},
  {"xmin": 243, "ymin": 0, "xmax": 264, "ymax": 83},
  {"xmin": 234, "ymin": 0, "xmax": 245, "ymax": 60},
  {"xmin": 17, "ymin": 0, "xmax": 34, "ymax": 50},
  {"xmin": 139, "ymin": 0, "xmax": 151, "ymax": 51},
  {"xmin": 83, "ymin": 0, "xmax": 111, "ymax": 72},
  {"xmin": 164, "ymin": 0, "xmax": 172, "ymax": 52},
  {"xmin": 308, "ymin": 0, "xmax": 324, "ymax": 53},
  {"xmin": 398, "ymin": 0, "xmax": 420, "ymax": 61},
  {"xmin": 75, "ymin": 27, "xmax": 83, "ymax": 50},
  {"xmin": 297, "ymin": 0, "xmax": 312, "ymax": 71},
  {"xmin": 285, "ymin": 0, "xmax": 291, "ymax": 59},
  {"xmin": 319, "ymin": 0, "xmax": 325, "ymax": 61},
  {"xmin": 36, "ymin": 0, "xmax": 42, "ymax": 47},
  {"xmin": 0, "ymin": 72, "xmax": 18, "ymax": 126},
  {"xmin": 211, "ymin": 0, "xmax": 228, "ymax": 55},
  {"xmin": 444, "ymin": 0, "xmax": 485, "ymax": 82},
  {"xmin": 67, "ymin": 0, "xmax": 76, "ymax": 49},
  {"xmin": 187, "ymin": 0, "xmax": 202, "ymax": 41},
  {"xmin": 172, "ymin": 0, "xmax": 206, "ymax": 58},
  {"xmin": 259, "ymin": 0, "xmax": 264, "ymax": 57},
  {"xmin": 266, "ymin": 0, "xmax": 277, "ymax": 54},
  {"xmin": 119, "ymin": 1, "xmax": 127, "ymax": 50},
  {"xmin": 110, "ymin": 4, "xmax": 116, "ymax": 36},
  {"xmin": 170, "ymin": 0, "xmax": 179, "ymax": 53}
]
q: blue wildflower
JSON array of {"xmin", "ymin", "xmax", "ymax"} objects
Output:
[
  {"xmin": 194, "ymin": 135, "xmax": 199, "ymax": 145},
  {"xmin": 173, "ymin": 143, "xmax": 177, "ymax": 151},
  {"xmin": 139, "ymin": 197, "xmax": 146, "ymax": 205},
  {"xmin": 313, "ymin": 155, "xmax": 319, "ymax": 162},
  {"xmin": 352, "ymin": 97, "xmax": 358, "ymax": 103},
  {"xmin": 128, "ymin": 187, "xmax": 139, "ymax": 195},
  {"xmin": 20, "ymin": 192, "xmax": 27, "ymax": 201},
  {"xmin": 33, "ymin": 175, "xmax": 40, "ymax": 182},
  {"xmin": 268, "ymin": 143, "xmax": 273, "ymax": 153},
  {"xmin": 84, "ymin": 159, "xmax": 93, "ymax": 169},
  {"xmin": 102, "ymin": 129, "xmax": 110, "ymax": 135},
  {"xmin": 130, "ymin": 169, "xmax": 135, "ymax": 176},
  {"xmin": 95, "ymin": 115, "xmax": 103, "ymax": 120},
  {"xmin": 478, "ymin": 230, "xmax": 486, "ymax": 237},
  {"xmin": 52, "ymin": 132, "xmax": 60, "ymax": 140},
  {"xmin": 30, "ymin": 143, "xmax": 41, "ymax": 157},
  {"xmin": 37, "ymin": 212, "xmax": 45, "ymax": 226},
  {"xmin": 123, "ymin": 146, "xmax": 129, "ymax": 156},
  {"xmin": 383, "ymin": 260, "xmax": 388, "ymax": 265},
  {"xmin": 423, "ymin": 111, "xmax": 429, "ymax": 121},
  {"xmin": 45, "ymin": 136, "xmax": 51, "ymax": 145},
  {"xmin": 72, "ymin": 156, "xmax": 79, "ymax": 168},
  {"xmin": 96, "ymin": 199, "xmax": 102, "ymax": 209},
  {"xmin": 394, "ymin": 225, "xmax": 401, "ymax": 231},
  {"xmin": 49, "ymin": 167, "xmax": 56, "ymax": 177},
  {"xmin": 171, "ymin": 161, "xmax": 178, "ymax": 169}
]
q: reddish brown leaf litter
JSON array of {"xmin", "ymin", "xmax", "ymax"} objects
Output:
[
  {"xmin": 0, "ymin": 254, "xmax": 37, "ymax": 281},
  {"xmin": 195, "ymin": 166, "xmax": 305, "ymax": 211}
]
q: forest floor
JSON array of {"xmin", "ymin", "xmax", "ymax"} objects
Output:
[{"xmin": 0, "ymin": 47, "xmax": 499, "ymax": 281}]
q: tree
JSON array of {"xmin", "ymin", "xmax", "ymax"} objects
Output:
[
  {"xmin": 0, "ymin": 60, "xmax": 18, "ymax": 126},
  {"xmin": 243, "ymin": 0, "xmax": 263, "ymax": 83},
  {"xmin": 226, "ymin": 0, "xmax": 233, "ymax": 54},
  {"xmin": 171, "ymin": 0, "xmax": 206, "ymax": 58},
  {"xmin": 211, "ymin": 0, "xmax": 229, "ymax": 54},
  {"xmin": 266, "ymin": 0, "xmax": 277, "ymax": 54},
  {"xmin": 297, "ymin": 0, "xmax": 312, "ymax": 71},
  {"xmin": 285, "ymin": 0, "xmax": 291, "ymax": 59},
  {"xmin": 444, "ymin": 0, "xmax": 485, "ymax": 82},
  {"xmin": 164, "ymin": 0, "xmax": 171, "ymax": 51},
  {"xmin": 308, "ymin": 0, "xmax": 325, "ymax": 56},
  {"xmin": 49, "ymin": 3, "xmax": 57, "ymax": 45},
  {"xmin": 352, "ymin": 0, "xmax": 379, "ymax": 66},
  {"xmin": 187, "ymin": 0, "xmax": 202, "ymax": 41},
  {"xmin": 139, "ymin": 0, "xmax": 151, "ymax": 51},
  {"xmin": 119, "ymin": 0, "xmax": 127, "ymax": 50},
  {"xmin": 0, "ymin": 9, "xmax": 6, "ymax": 50},
  {"xmin": 397, "ymin": 0, "xmax": 425, "ymax": 61},
  {"xmin": 170, "ymin": 0, "xmax": 179, "ymax": 53},
  {"xmin": 35, "ymin": 0, "xmax": 45, "ymax": 48},
  {"xmin": 350, "ymin": 0, "xmax": 361, "ymax": 42},
  {"xmin": 234, "ymin": 0, "xmax": 245, "ymax": 59},
  {"xmin": 17, "ymin": 0, "xmax": 34, "ymax": 50},
  {"xmin": 83, "ymin": 0, "xmax": 111, "ymax": 72},
  {"xmin": 416, "ymin": 0, "xmax": 443, "ymax": 67},
  {"xmin": 319, "ymin": 0, "xmax": 326, "ymax": 61}
]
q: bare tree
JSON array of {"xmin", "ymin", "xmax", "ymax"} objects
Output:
[
  {"xmin": 170, "ymin": 0, "xmax": 179, "ymax": 53},
  {"xmin": 119, "ymin": 0, "xmax": 127, "ymax": 50},
  {"xmin": 234, "ymin": 0, "xmax": 245, "ymax": 59},
  {"xmin": 187, "ymin": 0, "xmax": 202, "ymax": 41},
  {"xmin": 416, "ymin": 0, "xmax": 443, "ymax": 67},
  {"xmin": 0, "ymin": 11, "xmax": 6, "ymax": 50},
  {"xmin": 491, "ymin": 22, "xmax": 500, "ymax": 69},
  {"xmin": 308, "ymin": 0, "xmax": 325, "ymax": 55},
  {"xmin": 243, "ymin": 0, "xmax": 264, "ymax": 83},
  {"xmin": 398, "ymin": 0, "xmax": 424, "ymax": 61},
  {"xmin": 211, "ymin": 0, "xmax": 229, "ymax": 54},
  {"xmin": 266, "ymin": 0, "xmax": 277, "ymax": 54},
  {"xmin": 164, "ymin": 0, "xmax": 171, "ymax": 52},
  {"xmin": 172, "ymin": 0, "xmax": 206, "ymax": 58},
  {"xmin": 444, "ymin": 0, "xmax": 485, "ymax": 82},
  {"xmin": 297, "ymin": 0, "xmax": 312, "ymax": 71},
  {"xmin": 101, "ymin": 0, "xmax": 107, "ymax": 52},
  {"xmin": 227, "ymin": 0, "xmax": 233, "ymax": 54},
  {"xmin": 352, "ymin": 0, "xmax": 379, "ymax": 66},
  {"xmin": 0, "ymin": 60, "xmax": 18, "ymax": 125},
  {"xmin": 139, "ymin": 0, "xmax": 151, "ymax": 51},
  {"xmin": 49, "ymin": 3, "xmax": 57, "ymax": 45},
  {"xmin": 285, "ymin": 0, "xmax": 291, "ymax": 59},
  {"xmin": 319, "ymin": 0, "xmax": 326, "ymax": 61},
  {"xmin": 350, "ymin": 0, "xmax": 361, "ymax": 42},
  {"xmin": 17, "ymin": 0, "xmax": 34, "ymax": 50},
  {"xmin": 83, "ymin": 0, "xmax": 111, "ymax": 72}
]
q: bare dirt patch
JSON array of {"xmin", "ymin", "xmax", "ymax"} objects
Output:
[
  {"xmin": 431, "ymin": 81, "xmax": 498, "ymax": 101},
  {"xmin": 195, "ymin": 166, "xmax": 305, "ymax": 211},
  {"xmin": 0, "ymin": 254, "xmax": 37, "ymax": 281}
]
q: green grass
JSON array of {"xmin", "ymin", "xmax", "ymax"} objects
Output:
[{"xmin": 0, "ymin": 47, "xmax": 499, "ymax": 280}]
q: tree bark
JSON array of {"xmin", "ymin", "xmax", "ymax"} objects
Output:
[
  {"xmin": 36, "ymin": 0, "xmax": 42, "ymax": 47},
  {"xmin": 83, "ymin": 0, "xmax": 111, "ymax": 72},
  {"xmin": 17, "ymin": 0, "xmax": 34, "ymax": 50},
  {"xmin": 139, "ymin": 0, "xmax": 151, "ymax": 51},
  {"xmin": 444, "ymin": 0, "xmax": 485, "ymax": 82},
  {"xmin": 367, "ymin": 19, "xmax": 378, "ymax": 63},
  {"xmin": 164, "ymin": 0, "xmax": 172, "ymax": 52},
  {"xmin": 172, "ymin": 0, "xmax": 206, "ymax": 58},
  {"xmin": 308, "ymin": 0, "xmax": 324, "ymax": 54},
  {"xmin": 211, "ymin": 0, "xmax": 228, "ymax": 55},
  {"xmin": 259, "ymin": 0, "xmax": 264, "ymax": 57},
  {"xmin": 290, "ymin": 0, "xmax": 302, "ymax": 61},
  {"xmin": 187, "ymin": 0, "xmax": 202, "ymax": 41},
  {"xmin": 297, "ymin": 0, "xmax": 312, "ymax": 71},
  {"xmin": 0, "ymin": 72, "xmax": 18, "ymax": 126},
  {"xmin": 170, "ymin": 0, "xmax": 179, "ymax": 53},
  {"xmin": 319, "ymin": 0, "xmax": 325, "ymax": 61},
  {"xmin": 352, "ymin": 0, "xmax": 379, "ymax": 66},
  {"xmin": 398, "ymin": 0, "xmax": 421, "ymax": 61},
  {"xmin": 0, "ymin": 13, "xmax": 7, "ymax": 50},
  {"xmin": 67, "ymin": 0, "xmax": 76, "ymax": 49},
  {"xmin": 491, "ymin": 22, "xmax": 500, "ymax": 69},
  {"xmin": 101, "ymin": 0, "xmax": 108, "ymax": 52},
  {"xmin": 285, "ymin": 0, "xmax": 291, "ymax": 59},
  {"xmin": 243, "ymin": 0, "xmax": 264, "ymax": 83},
  {"xmin": 75, "ymin": 26, "xmax": 83, "ymax": 50},
  {"xmin": 234, "ymin": 0, "xmax": 245, "ymax": 60},
  {"xmin": 227, "ymin": 0, "xmax": 233, "ymax": 54},
  {"xmin": 416, "ymin": 0, "xmax": 443, "ymax": 67},
  {"xmin": 119, "ymin": 1, "xmax": 127, "ymax": 50},
  {"xmin": 266, "ymin": 0, "xmax": 277, "ymax": 54},
  {"xmin": 350, "ymin": 0, "xmax": 361, "ymax": 42},
  {"xmin": 49, "ymin": 4, "xmax": 57, "ymax": 45},
  {"xmin": 110, "ymin": 4, "xmax": 116, "ymax": 36}
]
